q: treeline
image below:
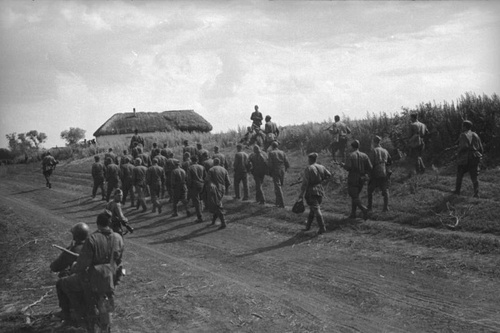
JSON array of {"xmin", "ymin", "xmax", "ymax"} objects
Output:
[{"xmin": 279, "ymin": 92, "xmax": 500, "ymax": 166}]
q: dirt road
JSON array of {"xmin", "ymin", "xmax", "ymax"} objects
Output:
[{"xmin": 1, "ymin": 165, "xmax": 499, "ymax": 332}]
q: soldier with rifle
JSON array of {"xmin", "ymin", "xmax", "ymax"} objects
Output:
[
  {"xmin": 42, "ymin": 151, "xmax": 59, "ymax": 188},
  {"xmin": 106, "ymin": 189, "xmax": 134, "ymax": 235}
]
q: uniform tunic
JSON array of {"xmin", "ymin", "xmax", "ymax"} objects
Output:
[
  {"xmin": 268, "ymin": 148, "xmax": 290, "ymax": 207},
  {"xmin": 248, "ymin": 150, "xmax": 268, "ymax": 204}
]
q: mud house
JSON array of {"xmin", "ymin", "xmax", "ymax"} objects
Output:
[{"xmin": 93, "ymin": 108, "xmax": 213, "ymax": 147}]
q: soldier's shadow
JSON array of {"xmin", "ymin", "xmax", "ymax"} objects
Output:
[
  {"xmin": 235, "ymin": 232, "xmax": 317, "ymax": 258},
  {"xmin": 148, "ymin": 225, "xmax": 220, "ymax": 245}
]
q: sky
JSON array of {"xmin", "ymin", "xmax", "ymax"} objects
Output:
[{"xmin": 0, "ymin": 0, "xmax": 499, "ymax": 149}]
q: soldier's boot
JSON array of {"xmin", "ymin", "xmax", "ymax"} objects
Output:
[
  {"xmin": 304, "ymin": 210, "xmax": 314, "ymax": 231},
  {"xmin": 141, "ymin": 200, "xmax": 147, "ymax": 213},
  {"xmin": 367, "ymin": 194, "xmax": 373, "ymax": 211},
  {"xmin": 382, "ymin": 195, "xmax": 389, "ymax": 212},
  {"xmin": 218, "ymin": 215, "xmax": 227, "ymax": 230},
  {"xmin": 473, "ymin": 182, "xmax": 479, "ymax": 198},
  {"xmin": 317, "ymin": 213, "xmax": 326, "ymax": 235},
  {"xmin": 211, "ymin": 214, "xmax": 217, "ymax": 225},
  {"xmin": 359, "ymin": 203, "xmax": 369, "ymax": 221}
]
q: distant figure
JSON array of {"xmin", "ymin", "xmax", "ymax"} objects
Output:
[
  {"xmin": 146, "ymin": 158, "xmax": 165, "ymax": 214},
  {"xmin": 297, "ymin": 153, "xmax": 331, "ymax": 234},
  {"xmin": 454, "ymin": 120, "xmax": 483, "ymax": 197},
  {"xmin": 264, "ymin": 115, "xmax": 280, "ymax": 151},
  {"xmin": 104, "ymin": 157, "xmax": 121, "ymax": 202},
  {"xmin": 131, "ymin": 142, "xmax": 141, "ymax": 159},
  {"xmin": 91, "ymin": 155, "xmax": 106, "ymax": 200},
  {"xmin": 328, "ymin": 115, "xmax": 351, "ymax": 163},
  {"xmin": 212, "ymin": 146, "xmax": 228, "ymax": 170},
  {"xmin": 249, "ymin": 127, "xmax": 266, "ymax": 147},
  {"xmin": 133, "ymin": 158, "xmax": 148, "ymax": 212},
  {"xmin": 163, "ymin": 151, "xmax": 176, "ymax": 201},
  {"xmin": 181, "ymin": 152, "xmax": 192, "ymax": 173},
  {"xmin": 160, "ymin": 143, "xmax": 173, "ymax": 159},
  {"xmin": 407, "ymin": 113, "xmax": 429, "ymax": 175},
  {"xmin": 137, "ymin": 146, "xmax": 152, "ymax": 168},
  {"xmin": 367, "ymin": 136, "xmax": 392, "ymax": 212},
  {"xmin": 42, "ymin": 151, "xmax": 59, "ymax": 188},
  {"xmin": 151, "ymin": 143, "xmax": 161, "ymax": 159},
  {"xmin": 202, "ymin": 151, "xmax": 214, "ymax": 173},
  {"xmin": 250, "ymin": 105, "xmax": 263, "ymax": 129},
  {"xmin": 196, "ymin": 143, "xmax": 209, "ymax": 164},
  {"xmin": 240, "ymin": 126, "xmax": 254, "ymax": 146},
  {"xmin": 342, "ymin": 140, "xmax": 372, "ymax": 220},
  {"xmin": 130, "ymin": 129, "xmax": 144, "ymax": 149},
  {"xmin": 120, "ymin": 149, "xmax": 133, "ymax": 166},
  {"xmin": 120, "ymin": 157, "xmax": 135, "ymax": 207},
  {"xmin": 248, "ymin": 145, "xmax": 269, "ymax": 205},
  {"xmin": 205, "ymin": 158, "xmax": 231, "ymax": 229},
  {"xmin": 171, "ymin": 159, "xmax": 190, "ymax": 217},
  {"xmin": 182, "ymin": 140, "xmax": 198, "ymax": 160},
  {"xmin": 268, "ymin": 141, "xmax": 290, "ymax": 208},
  {"xmin": 187, "ymin": 155, "xmax": 207, "ymax": 223},
  {"xmin": 104, "ymin": 148, "xmax": 118, "ymax": 165},
  {"xmin": 233, "ymin": 144, "xmax": 249, "ymax": 201}
]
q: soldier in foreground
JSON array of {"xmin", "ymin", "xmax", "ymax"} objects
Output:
[
  {"xmin": 233, "ymin": 144, "xmax": 249, "ymax": 201},
  {"xmin": 367, "ymin": 136, "xmax": 392, "ymax": 212},
  {"xmin": 42, "ymin": 151, "xmax": 59, "ymax": 188},
  {"xmin": 268, "ymin": 141, "xmax": 290, "ymax": 208},
  {"xmin": 58, "ymin": 212, "xmax": 124, "ymax": 330},
  {"xmin": 454, "ymin": 120, "xmax": 483, "ymax": 197},
  {"xmin": 91, "ymin": 155, "xmax": 106, "ymax": 200},
  {"xmin": 205, "ymin": 158, "xmax": 231, "ymax": 229},
  {"xmin": 342, "ymin": 140, "xmax": 372, "ymax": 220},
  {"xmin": 297, "ymin": 153, "xmax": 331, "ymax": 234},
  {"xmin": 51, "ymin": 223, "xmax": 89, "ymax": 321}
]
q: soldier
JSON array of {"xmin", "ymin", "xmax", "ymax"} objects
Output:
[
  {"xmin": 146, "ymin": 158, "xmax": 165, "ymax": 214},
  {"xmin": 171, "ymin": 159, "xmax": 190, "ymax": 217},
  {"xmin": 42, "ymin": 151, "xmax": 59, "ymax": 188},
  {"xmin": 130, "ymin": 128, "xmax": 144, "ymax": 149},
  {"xmin": 248, "ymin": 145, "xmax": 269, "ymax": 205},
  {"xmin": 454, "ymin": 120, "xmax": 483, "ymax": 197},
  {"xmin": 137, "ymin": 146, "xmax": 152, "ymax": 167},
  {"xmin": 119, "ymin": 157, "xmax": 135, "ymax": 207},
  {"xmin": 233, "ymin": 144, "xmax": 249, "ymax": 201},
  {"xmin": 239, "ymin": 126, "xmax": 254, "ymax": 147},
  {"xmin": 367, "ymin": 136, "xmax": 392, "ymax": 212},
  {"xmin": 182, "ymin": 140, "xmax": 198, "ymax": 159},
  {"xmin": 249, "ymin": 127, "xmax": 266, "ymax": 147},
  {"xmin": 407, "ymin": 113, "xmax": 429, "ymax": 175},
  {"xmin": 268, "ymin": 141, "xmax": 290, "ymax": 208},
  {"xmin": 342, "ymin": 140, "xmax": 372, "ymax": 220},
  {"xmin": 297, "ymin": 153, "xmax": 331, "ymax": 234},
  {"xmin": 264, "ymin": 115, "xmax": 280, "ymax": 151},
  {"xmin": 131, "ymin": 142, "xmax": 141, "ymax": 159},
  {"xmin": 160, "ymin": 143, "xmax": 173, "ymax": 159},
  {"xmin": 205, "ymin": 158, "xmax": 231, "ymax": 229},
  {"xmin": 104, "ymin": 148, "xmax": 118, "ymax": 165},
  {"xmin": 119, "ymin": 149, "xmax": 133, "ymax": 166},
  {"xmin": 196, "ymin": 143, "xmax": 209, "ymax": 164},
  {"xmin": 212, "ymin": 145, "xmax": 228, "ymax": 170},
  {"xmin": 58, "ymin": 212, "xmax": 124, "ymax": 330},
  {"xmin": 51, "ymin": 223, "xmax": 89, "ymax": 278},
  {"xmin": 133, "ymin": 158, "xmax": 148, "ymax": 212},
  {"xmin": 181, "ymin": 152, "xmax": 192, "ymax": 173},
  {"xmin": 91, "ymin": 155, "xmax": 106, "ymax": 200},
  {"xmin": 187, "ymin": 155, "xmax": 206, "ymax": 223},
  {"xmin": 104, "ymin": 157, "xmax": 121, "ymax": 202},
  {"xmin": 328, "ymin": 115, "xmax": 351, "ymax": 163},
  {"xmin": 151, "ymin": 142, "xmax": 161, "ymax": 159},
  {"xmin": 163, "ymin": 151, "xmax": 176, "ymax": 201},
  {"xmin": 202, "ymin": 151, "xmax": 214, "ymax": 172},
  {"xmin": 251, "ymin": 105, "xmax": 263, "ymax": 129},
  {"xmin": 106, "ymin": 189, "xmax": 134, "ymax": 235},
  {"xmin": 51, "ymin": 223, "xmax": 89, "ymax": 322}
]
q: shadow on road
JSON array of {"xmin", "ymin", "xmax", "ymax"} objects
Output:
[{"xmin": 235, "ymin": 232, "xmax": 317, "ymax": 258}]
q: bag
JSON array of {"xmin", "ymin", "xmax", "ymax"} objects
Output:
[
  {"xmin": 292, "ymin": 200, "xmax": 305, "ymax": 214},
  {"xmin": 89, "ymin": 263, "xmax": 115, "ymax": 294}
]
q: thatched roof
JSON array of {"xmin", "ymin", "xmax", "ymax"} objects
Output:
[{"xmin": 93, "ymin": 110, "xmax": 212, "ymax": 137}]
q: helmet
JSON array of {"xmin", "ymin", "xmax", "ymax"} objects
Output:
[{"xmin": 70, "ymin": 222, "xmax": 90, "ymax": 242}]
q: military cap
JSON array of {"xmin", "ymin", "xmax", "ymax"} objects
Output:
[
  {"xmin": 463, "ymin": 120, "xmax": 473, "ymax": 126},
  {"xmin": 173, "ymin": 159, "xmax": 180, "ymax": 165},
  {"xmin": 265, "ymin": 115, "xmax": 271, "ymax": 121},
  {"xmin": 236, "ymin": 143, "xmax": 243, "ymax": 149},
  {"xmin": 308, "ymin": 152, "xmax": 318, "ymax": 159},
  {"xmin": 114, "ymin": 189, "xmax": 123, "ymax": 196},
  {"xmin": 374, "ymin": 135, "xmax": 382, "ymax": 143},
  {"xmin": 134, "ymin": 158, "xmax": 142, "ymax": 165},
  {"xmin": 351, "ymin": 140, "xmax": 360, "ymax": 148}
]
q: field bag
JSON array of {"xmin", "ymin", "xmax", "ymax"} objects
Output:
[{"xmin": 292, "ymin": 200, "xmax": 305, "ymax": 214}]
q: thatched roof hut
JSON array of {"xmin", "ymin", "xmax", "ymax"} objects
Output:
[{"xmin": 93, "ymin": 109, "xmax": 212, "ymax": 137}]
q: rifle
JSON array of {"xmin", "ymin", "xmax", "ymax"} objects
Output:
[{"xmin": 52, "ymin": 244, "xmax": 79, "ymax": 257}]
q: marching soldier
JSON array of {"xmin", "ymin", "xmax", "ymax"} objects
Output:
[
  {"xmin": 205, "ymin": 158, "xmax": 231, "ymax": 229},
  {"xmin": 454, "ymin": 120, "xmax": 483, "ymax": 197},
  {"xmin": 104, "ymin": 158, "xmax": 121, "ymax": 202},
  {"xmin": 233, "ymin": 144, "xmax": 249, "ymax": 201},
  {"xmin": 187, "ymin": 155, "xmax": 206, "ymax": 223},
  {"xmin": 248, "ymin": 145, "xmax": 268, "ymax": 205},
  {"xmin": 342, "ymin": 140, "xmax": 372, "ymax": 220},
  {"xmin": 268, "ymin": 141, "xmax": 289, "ymax": 208},
  {"xmin": 171, "ymin": 159, "xmax": 190, "ymax": 217},
  {"xmin": 407, "ymin": 113, "xmax": 429, "ymax": 175},
  {"xmin": 42, "ymin": 151, "xmax": 59, "ymax": 188},
  {"xmin": 297, "ymin": 153, "xmax": 331, "ymax": 234},
  {"xmin": 133, "ymin": 158, "xmax": 148, "ymax": 212},
  {"xmin": 146, "ymin": 158, "xmax": 165, "ymax": 214},
  {"xmin": 91, "ymin": 155, "xmax": 105, "ymax": 200},
  {"xmin": 328, "ymin": 115, "xmax": 351, "ymax": 163},
  {"xmin": 119, "ymin": 157, "xmax": 135, "ymax": 207},
  {"xmin": 367, "ymin": 136, "xmax": 392, "ymax": 212}
]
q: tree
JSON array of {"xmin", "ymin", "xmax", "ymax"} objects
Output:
[
  {"xmin": 61, "ymin": 127, "xmax": 86, "ymax": 146},
  {"xmin": 26, "ymin": 130, "xmax": 47, "ymax": 149}
]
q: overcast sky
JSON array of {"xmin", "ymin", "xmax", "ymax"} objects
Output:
[{"xmin": 1, "ymin": 0, "xmax": 499, "ymax": 149}]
